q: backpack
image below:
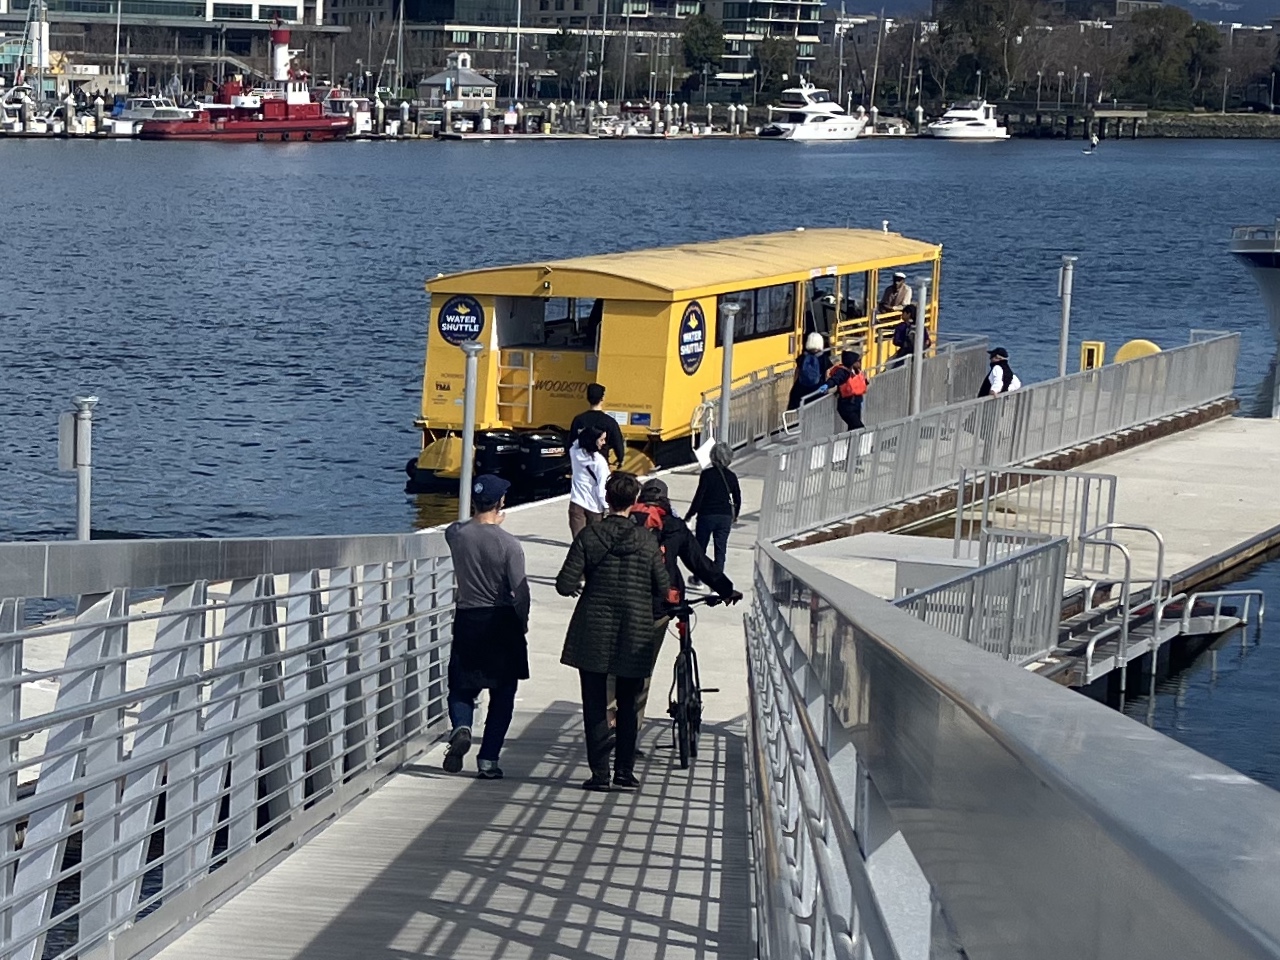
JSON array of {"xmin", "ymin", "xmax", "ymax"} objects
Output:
[
  {"xmin": 631, "ymin": 504, "xmax": 682, "ymax": 606},
  {"xmin": 798, "ymin": 353, "xmax": 823, "ymax": 389},
  {"xmin": 842, "ymin": 370, "xmax": 867, "ymax": 399}
]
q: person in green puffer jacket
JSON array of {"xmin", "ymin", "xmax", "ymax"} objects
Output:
[{"xmin": 556, "ymin": 471, "xmax": 671, "ymax": 794}]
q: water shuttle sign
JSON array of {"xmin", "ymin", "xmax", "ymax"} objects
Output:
[
  {"xmin": 678, "ymin": 302, "xmax": 706, "ymax": 375},
  {"xmin": 438, "ymin": 295, "xmax": 485, "ymax": 346}
]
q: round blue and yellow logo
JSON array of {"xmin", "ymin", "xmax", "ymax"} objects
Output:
[
  {"xmin": 678, "ymin": 302, "xmax": 706, "ymax": 376},
  {"xmin": 437, "ymin": 295, "xmax": 485, "ymax": 346}
]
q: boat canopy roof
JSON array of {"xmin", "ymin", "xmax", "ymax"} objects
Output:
[{"xmin": 426, "ymin": 228, "xmax": 941, "ymax": 303}]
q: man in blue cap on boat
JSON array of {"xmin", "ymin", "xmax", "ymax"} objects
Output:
[{"xmin": 442, "ymin": 474, "xmax": 530, "ymax": 780}]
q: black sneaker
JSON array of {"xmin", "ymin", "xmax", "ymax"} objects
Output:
[
  {"xmin": 443, "ymin": 726, "xmax": 472, "ymax": 773},
  {"xmin": 476, "ymin": 759, "xmax": 503, "ymax": 780},
  {"xmin": 613, "ymin": 772, "xmax": 641, "ymax": 790},
  {"xmin": 581, "ymin": 773, "xmax": 612, "ymax": 792}
]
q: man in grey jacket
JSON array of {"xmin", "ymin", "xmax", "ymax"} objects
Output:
[{"xmin": 442, "ymin": 474, "xmax": 531, "ymax": 780}]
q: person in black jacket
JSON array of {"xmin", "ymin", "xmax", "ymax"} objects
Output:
[
  {"xmin": 556, "ymin": 472, "xmax": 670, "ymax": 792},
  {"xmin": 686, "ymin": 442, "xmax": 742, "ymax": 578},
  {"xmin": 631, "ymin": 479, "xmax": 741, "ymax": 735},
  {"xmin": 568, "ymin": 383, "xmax": 626, "ymax": 466}
]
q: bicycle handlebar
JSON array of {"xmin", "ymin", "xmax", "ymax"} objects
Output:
[{"xmin": 668, "ymin": 592, "xmax": 733, "ymax": 618}]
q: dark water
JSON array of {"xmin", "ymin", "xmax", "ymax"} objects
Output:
[
  {"xmin": 3, "ymin": 136, "xmax": 1279, "ymax": 540},
  {"xmin": 1124, "ymin": 551, "xmax": 1280, "ymax": 790}
]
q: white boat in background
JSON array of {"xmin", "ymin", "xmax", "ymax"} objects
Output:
[
  {"xmin": 927, "ymin": 100, "xmax": 1010, "ymax": 141},
  {"xmin": 103, "ymin": 95, "xmax": 196, "ymax": 136},
  {"xmin": 759, "ymin": 81, "xmax": 867, "ymax": 141}
]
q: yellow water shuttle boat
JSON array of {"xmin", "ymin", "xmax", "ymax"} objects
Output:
[{"xmin": 407, "ymin": 227, "xmax": 942, "ymax": 491}]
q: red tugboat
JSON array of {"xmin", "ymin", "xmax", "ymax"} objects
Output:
[{"xmin": 138, "ymin": 23, "xmax": 352, "ymax": 142}]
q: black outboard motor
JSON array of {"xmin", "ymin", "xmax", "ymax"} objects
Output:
[
  {"xmin": 474, "ymin": 430, "xmax": 523, "ymax": 481},
  {"xmin": 518, "ymin": 429, "xmax": 570, "ymax": 493}
]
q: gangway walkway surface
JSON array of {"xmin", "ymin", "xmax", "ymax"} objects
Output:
[{"xmin": 153, "ymin": 469, "xmax": 762, "ymax": 960}]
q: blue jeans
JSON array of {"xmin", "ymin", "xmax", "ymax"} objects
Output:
[
  {"xmin": 447, "ymin": 678, "xmax": 518, "ymax": 762},
  {"xmin": 695, "ymin": 513, "xmax": 733, "ymax": 575}
]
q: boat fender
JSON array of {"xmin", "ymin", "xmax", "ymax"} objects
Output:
[{"xmin": 256, "ymin": 132, "xmax": 264, "ymax": 141}]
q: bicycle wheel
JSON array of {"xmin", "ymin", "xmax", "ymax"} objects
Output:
[{"xmin": 674, "ymin": 655, "xmax": 692, "ymax": 769}]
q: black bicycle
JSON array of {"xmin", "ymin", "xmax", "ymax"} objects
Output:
[{"xmin": 666, "ymin": 594, "xmax": 722, "ymax": 769}]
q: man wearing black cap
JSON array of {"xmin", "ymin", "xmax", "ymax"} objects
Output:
[
  {"xmin": 978, "ymin": 347, "xmax": 1022, "ymax": 397},
  {"xmin": 442, "ymin": 474, "xmax": 531, "ymax": 780}
]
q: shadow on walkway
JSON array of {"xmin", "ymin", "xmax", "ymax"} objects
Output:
[{"xmin": 159, "ymin": 703, "xmax": 752, "ymax": 960}]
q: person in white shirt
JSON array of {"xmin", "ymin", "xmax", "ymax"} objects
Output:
[
  {"xmin": 568, "ymin": 426, "xmax": 611, "ymax": 538},
  {"xmin": 978, "ymin": 346, "xmax": 1022, "ymax": 397}
]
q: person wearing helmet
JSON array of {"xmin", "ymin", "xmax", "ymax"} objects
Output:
[{"xmin": 787, "ymin": 331, "xmax": 831, "ymax": 410}]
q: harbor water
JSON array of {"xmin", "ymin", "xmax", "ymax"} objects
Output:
[{"xmin": 4, "ymin": 136, "xmax": 1280, "ymax": 783}]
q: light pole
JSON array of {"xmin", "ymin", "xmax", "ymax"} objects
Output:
[
  {"xmin": 1056, "ymin": 70, "xmax": 1064, "ymax": 110},
  {"xmin": 1270, "ymin": 71, "xmax": 1276, "ymax": 112},
  {"xmin": 355, "ymin": 58, "xmax": 362, "ymax": 92},
  {"xmin": 718, "ymin": 302, "xmax": 741, "ymax": 445},
  {"xmin": 975, "ymin": 68, "xmax": 982, "ymax": 98},
  {"xmin": 1058, "ymin": 256, "xmax": 1077, "ymax": 380},
  {"xmin": 1035, "ymin": 69, "xmax": 1042, "ymax": 112},
  {"xmin": 1222, "ymin": 66, "xmax": 1231, "ymax": 114},
  {"xmin": 1082, "ymin": 71, "xmax": 1090, "ymax": 107},
  {"xmin": 1071, "ymin": 64, "xmax": 1078, "ymax": 102},
  {"xmin": 457, "ymin": 341, "xmax": 484, "ymax": 521}
]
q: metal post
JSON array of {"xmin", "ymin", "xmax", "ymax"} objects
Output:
[
  {"xmin": 910, "ymin": 281, "xmax": 928, "ymax": 416},
  {"xmin": 718, "ymin": 302, "xmax": 740, "ymax": 444},
  {"xmin": 1058, "ymin": 255, "xmax": 1077, "ymax": 378},
  {"xmin": 457, "ymin": 342, "xmax": 484, "ymax": 520},
  {"xmin": 74, "ymin": 396, "xmax": 98, "ymax": 540}
]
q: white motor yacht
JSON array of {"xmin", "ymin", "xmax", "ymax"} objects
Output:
[
  {"xmin": 927, "ymin": 100, "xmax": 1010, "ymax": 141},
  {"xmin": 105, "ymin": 95, "xmax": 196, "ymax": 136},
  {"xmin": 759, "ymin": 81, "xmax": 867, "ymax": 141}
]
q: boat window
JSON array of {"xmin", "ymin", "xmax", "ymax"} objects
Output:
[
  {"xmin": 494, "ymin": 296, "xmax": 600, "ymax": 350},
  {"xmin": 809, "ymin": 90, "xmax": 830, "ymax": 102},
  {"xmin": 715, "ymin": 282, "xmax": 796, "ymax": 346},
  {"xmin": 841, "ymin": 272, "xmax": 870, "ymax": 320}
]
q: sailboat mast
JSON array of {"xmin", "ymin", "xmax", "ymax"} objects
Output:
[
  {"xmin": 868, "ymin": 7, "xmax": 884, "ymax": 112},
  {"xmin": 395, "ymin": 0, "xmax": 404, "ymax": 95},
  {"xmin": 112, "ymin": 0, "xmax": 122, "ymax": 82}
]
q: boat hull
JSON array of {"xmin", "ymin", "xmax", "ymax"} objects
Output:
[
  {"xmin": 138, "ymin": 117, "xmax": 352, "ymax": 141},
  {"xmin": 759, "ymin": 118, "xmax": 867, "ymax": 141},
  {"xmin": 927, "ymin": 125, "xmax": 1010, "ymax": 141},
  {"xmin": 1232, "ymin": 248, "xmax": 1280, "ymax": 344}
]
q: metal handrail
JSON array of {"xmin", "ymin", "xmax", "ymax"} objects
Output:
[
  {"xmin": 750, "ymin": 539, "xmax": 1280, "ymax": 959},
  {"xmin": 761, "ymin": 332, "xmax": 1240, "ymax": 542},
  {"xmin": 1181, "ymin": 589, "xmax": 1267, "ymax": 634}
]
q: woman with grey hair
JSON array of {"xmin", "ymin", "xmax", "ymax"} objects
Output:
[{"xmin": 685, "ymin": 442, "xmax": 742, "ymax": 578}]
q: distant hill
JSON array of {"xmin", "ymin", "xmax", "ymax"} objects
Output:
[{"xmin": 861, "ymin": 0, "xmax": 1277, "ymax": 27}]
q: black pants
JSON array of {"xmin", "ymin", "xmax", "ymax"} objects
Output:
[
  {"xmin": 837, "ymin": 399, "xmax": 864, "ymax": 432},
  {"xmin": 580, "ymin": 670, "xmax": 644, "ymax": 777},
  {"xmin": 695, "ymin": 514, "xmax": 733, "ymax": 575}
]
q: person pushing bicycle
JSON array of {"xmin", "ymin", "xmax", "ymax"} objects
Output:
[{"xmin": 631, "ymin": 479, "xmax": 741, "ymax": 735}]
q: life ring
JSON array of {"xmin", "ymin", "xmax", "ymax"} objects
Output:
[
  {"xmin": 256, "ymin": 132, "xmax": 264, "ymax": 141},
  {"xmin": 281, "ymin": 131, "xmax": 290, "ymax": 141},
  {"xmin": 303, "ymin": 131, "xmax": 312, "ymax": 141}
]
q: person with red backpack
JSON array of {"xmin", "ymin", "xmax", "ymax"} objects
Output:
[{"xmin": 820, "ymin": 350, "xmax": 867, "ymax": 431}]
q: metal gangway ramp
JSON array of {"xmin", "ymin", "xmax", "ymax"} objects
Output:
[{"xmin": 0, "ymin": 483, "xmax": 757, "ymax": 960}]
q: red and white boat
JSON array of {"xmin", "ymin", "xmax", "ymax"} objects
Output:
[{"xmin": 138, "ymin": 23, "xmax": 352, "ymax": 142}]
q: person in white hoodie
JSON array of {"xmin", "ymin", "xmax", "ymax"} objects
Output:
[{"xmin": 568, "ymin": 425, "xmax": 611, "ymax": 538}]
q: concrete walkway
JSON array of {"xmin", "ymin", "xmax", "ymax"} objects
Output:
[{"xmin": 154, "ymin": 467, "xmax": 764, "ymax": 960}]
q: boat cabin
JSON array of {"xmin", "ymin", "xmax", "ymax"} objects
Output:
[{"xmin": 417, "ymin": 227, "xmax": 941, "ymax": 460}]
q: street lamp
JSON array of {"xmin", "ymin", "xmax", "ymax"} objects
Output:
[
  {"xmin": 1082, "ymin": 71, "xmax": 1090, "ymax": 107},
  {"xmin": 1056, "ymin": 70, "xmax": 1064, "ymax": 110},
  {"xmin": 975, "ymin": 68, "xmax": 982, "ymax": 98},
  {"xmin": 1035, "ymin": 69, "xmax": 1042, "ymax": 112},
  {"xmin": 1222, "ymin": 66, "xmax": 1231, "ymax": 114},
  {"xmin": 1270, "ymin": 71, "xmax": 1276, "ymax": 113},
  {"xmin": 1071, "ymin": 65, "xmax": 1078, "ymax": 102},
  {"xmin": 355, "ymin": 58, "xmax": 362, "ymax": 92}
]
